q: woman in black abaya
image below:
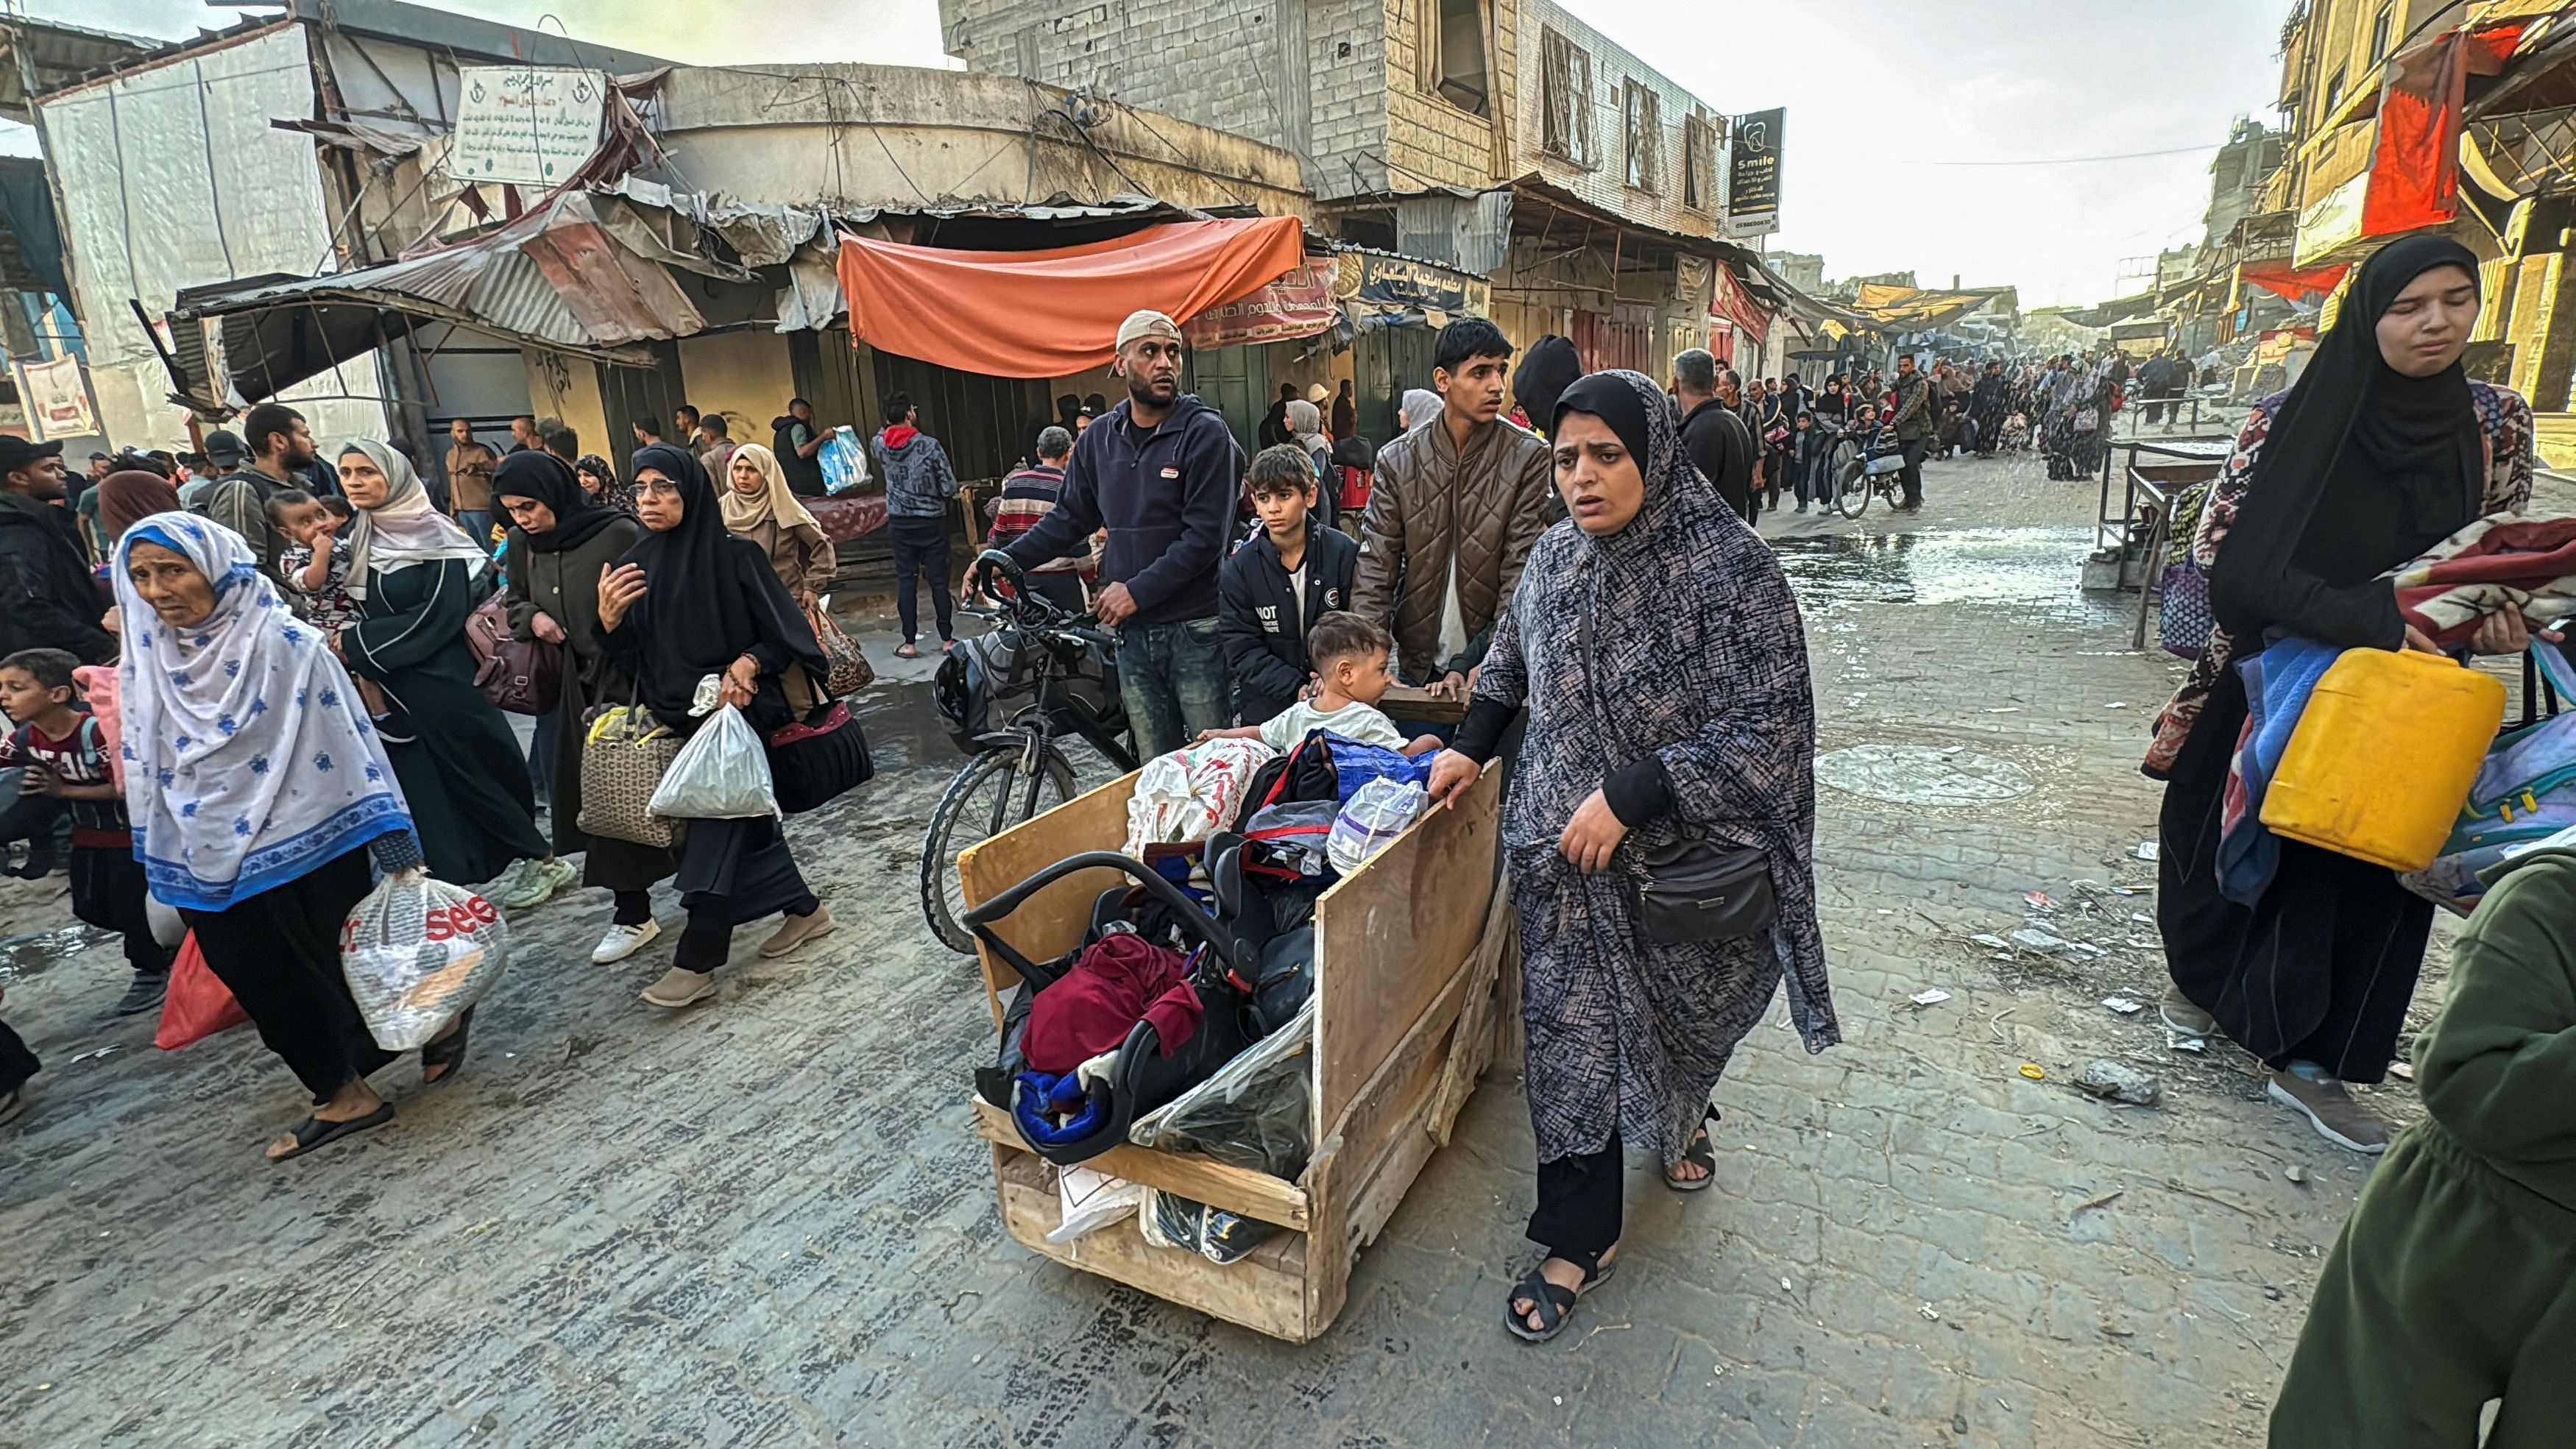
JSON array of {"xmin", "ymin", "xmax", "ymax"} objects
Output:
[
  {"xmin": 2150, "ymin": 236, "xmax": 2538, "ymax": 1155},
  {"xmin": 598, "ymin": 444, "xmax": 832, "ymax": 1010}
]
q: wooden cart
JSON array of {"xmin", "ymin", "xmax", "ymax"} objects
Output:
[{"xmin": 956, "ymin": 764, "xmax": 1510, "ymax": 1342}]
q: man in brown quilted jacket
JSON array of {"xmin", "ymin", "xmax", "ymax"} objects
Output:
[{"xmin": 1353, "ymin": 318, "xmax": 1555, "ymax": 699}]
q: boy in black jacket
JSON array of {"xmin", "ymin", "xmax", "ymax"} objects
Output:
[{"xmin": 1220, "ymin": 445, "xmax": 1358, "ymax": 725}]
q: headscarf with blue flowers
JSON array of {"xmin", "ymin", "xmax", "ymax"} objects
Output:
[{"xmin": 115, "ymin": 510, "xmax": 412, "ymax": 910}]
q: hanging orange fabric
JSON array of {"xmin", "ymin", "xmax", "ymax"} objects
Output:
[{"xmin": 835, "ymin": 218, "xmax": 1309, "ymax": 379}]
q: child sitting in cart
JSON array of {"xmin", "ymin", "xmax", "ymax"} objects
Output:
[{"xmin": 1197, "ymin": 612, "xmax": 1444, "ymax": 758}]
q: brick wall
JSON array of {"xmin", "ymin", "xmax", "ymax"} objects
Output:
[
  {"xmin": 1380, "ymin": 0, "xmax": 1511, "ymax": 193},
  {"xmin": 940, "ymin": 0, "xmax": 1391, "ymax": 198}
]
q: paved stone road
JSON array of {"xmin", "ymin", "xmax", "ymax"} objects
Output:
[{"xmin": 1, "ymin": 440, "xmax": 2448, "ymax": 1447}]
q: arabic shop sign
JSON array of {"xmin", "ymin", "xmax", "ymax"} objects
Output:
[
  {"xmin": 1725, "ymin": 108, "xmax": 1786, "ymax": 239},
  {"xmin": 1186, "ymin": 262, "xmax": 1337, "ymax": 349},
  {"xmin": 1351, "ymin": 252, "xmax": 1488, "ymax": 319},
  {"xmin": 451, "ymin": 66, "xmax": 609, "ymax": 188}
]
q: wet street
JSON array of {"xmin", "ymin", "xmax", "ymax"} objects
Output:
[{"xmin": 1, "ymin": 446, "xmax": 2442, "ymax": 1447}]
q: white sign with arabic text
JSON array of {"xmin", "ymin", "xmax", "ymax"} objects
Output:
[{"xmin": 450, "ymin": 66, "xmax": 608, "ymax": 188}]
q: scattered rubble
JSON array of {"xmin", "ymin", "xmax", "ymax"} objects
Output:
[{"xmin": 2075, "ymin": 1060, "xmax": 2162, "ymax": 1106}]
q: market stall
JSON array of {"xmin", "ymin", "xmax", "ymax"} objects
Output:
[{"xmin": 955, "ymin": 763, "xmax": 1509, "ymax": 1342}]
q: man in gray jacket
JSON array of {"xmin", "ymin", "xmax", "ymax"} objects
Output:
[
  {"xmin": 1354, "ymin": 318, "xmax": 1554, "ymax": 698},
  {"xmin": 874, "ymin": 393, "xmax": 961, "ymax": 656}
]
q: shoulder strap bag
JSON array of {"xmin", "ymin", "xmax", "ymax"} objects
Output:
[{"xmin": 1577, "ymin": 581, "xmax": 1777, "ymax": 946}]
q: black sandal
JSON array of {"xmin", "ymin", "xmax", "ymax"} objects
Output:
[
  {"xmin": 1504, "ymin": 1255, "xmax": 1615, "ymax": 1343},
  {"xmin": 421, "ymin": 1007, "xmax": 475, "ymax": 1085},
  {"xmin": 267, "ymin": 1102, "xmax": 394, "ymax": 1162},
  {"xmin": 1665, "ymin": 1105, "xmax": 1721, "ymax": 1193}
]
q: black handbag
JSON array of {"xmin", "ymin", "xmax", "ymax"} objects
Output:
[
  {"xmin": 1577, "ymin": 595, "xmax": 1777, "ymax": 946},
  {"xmin": 765, "ymin": 700, "xmax": 874, "ymax": 815}
]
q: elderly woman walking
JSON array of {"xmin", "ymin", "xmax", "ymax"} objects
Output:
[
  {"xmin": 599, "ymin": 444, "xmax": 833, "ymax": 1009},
  {"xmin": 117, "ymin": 511, "xmax": 457, "ymax": 1160},
  {"xmin": 721, "ymin": 442, "xmax": 836, "ymax": 609},
  {"xmin": 493, "ymin": 450, "xmax": 675, "ymax": 962},
  {"xmin": 1427, "ymin": 369, "xmax": 1837, "ymax": 1342},
  {"xmin": 333, "ymin": 440, "xmax": 559, "ymax": 897}
]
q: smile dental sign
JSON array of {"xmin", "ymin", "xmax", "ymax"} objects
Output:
[{"xmin": 450, "ymin": 66, "xmax": 609, "ymax": 187}]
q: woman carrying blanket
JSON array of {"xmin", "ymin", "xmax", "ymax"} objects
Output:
[{"xmin": 2147, "ymin": 236, "xmax": 2538, "ymax": 1155}]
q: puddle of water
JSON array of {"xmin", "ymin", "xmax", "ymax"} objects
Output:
[
  {"xmin": 853, "ymin": 680, "xmax": 966, "ymax": 773},
  {"xmin": 1816, "ymin": 743, "xmax": 2035, "ymax": 807},
  {"xmin": 1769, "ymin": 527, "xmax": 2120, "ymax": 624},
  {"xmin": 0, "ymin": 923, "xmax": 112, "ymax": 983}
]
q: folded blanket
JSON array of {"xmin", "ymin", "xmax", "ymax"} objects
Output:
[
  {"xmin": 2220, "ymin": 637, "xmax": 2343, "ymax": 906},
  {"xmin": 2390, "ymin": 514, "xmax": 2576, "ymax": 645}
]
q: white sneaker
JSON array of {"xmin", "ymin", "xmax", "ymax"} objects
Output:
[{"xmin": 592, "ymin": 918, "xmax": 662, "ymax": 964}]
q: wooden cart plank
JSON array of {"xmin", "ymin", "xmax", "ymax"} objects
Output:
[
  {"xmin": 958, "ymin": 770, "xmax": 1139, "ymax": 1030},
  {"xmin": 1312, "ymin": 763, "xmax": 1503, "ymax": 1132},
  {"xmin": 994, "ymin": 1147, "xmax": 1317, "ymax": 1342},
  {"xmin": 969, "ymin": 1097, "xmax": 1309, "ymax": 1230}
]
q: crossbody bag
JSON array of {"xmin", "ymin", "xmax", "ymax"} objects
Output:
[{"xmin": 1576, "ymin": 587, "xmax": 1777, "ymax": 946}]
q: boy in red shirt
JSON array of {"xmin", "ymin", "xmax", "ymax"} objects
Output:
[{"xmin": 0, "ymin": 648, "xmax": 174, "ymax": 1014}]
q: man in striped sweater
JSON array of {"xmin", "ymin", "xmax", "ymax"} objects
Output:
[{"xmin": 983, "ymin": 426, "xmax": 1095, "ymax": 613}]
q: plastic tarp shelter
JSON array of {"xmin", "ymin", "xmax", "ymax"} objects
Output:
[{"xmin": 833, "ymin": 216, "xmax": 1306, "ymax": 378}]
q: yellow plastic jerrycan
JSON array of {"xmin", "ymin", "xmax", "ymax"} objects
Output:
[{"xmin": 2262, "ymin": 647, "xmax": 2506, "ymax": 873}]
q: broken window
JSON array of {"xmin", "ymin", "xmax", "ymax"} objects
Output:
[
  {"xmin": 1682, "ymin": 113, "xmax": 1718, "ymax": 211},
  {"xmin": 1540, "ymin": 27, "xmax": 1595, "ymax": 166},
  {"xmin": 1623, "ymin": 81, "xmax": 1663, "ymax": 194},
  {"xmin": 1425, "ymin": 0, "xmax": 1490, "ymax": 116}
]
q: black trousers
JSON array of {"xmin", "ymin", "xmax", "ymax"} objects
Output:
[
  {"xmin": 672, "ymin": 815, "xmax": 820, "ymax": 974},
  {"xmin": 1529, "ymin": 1133, "xmax": 1623, "ymax": 1265},
  {"xmin": 69, "ymin": 846, "xmax": 175, "ymax": 977},
  {"xmin": 1897, "ymin": 438, "xmax": 1929, "ymax": 508},
  {"xmin": 888, "ymin": 516, "xmax": 954, "ymax": 643},
  {"xmin": 0, "ymin": 1016, "xmax": 35, "ymax": 1094},
  {"xmin": 182, "ymin": 846, "xmax": 393, "ymax": 1104}
]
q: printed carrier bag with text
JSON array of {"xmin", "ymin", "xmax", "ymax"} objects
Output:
[{"xmin": 341, "ymin": 870, "xmax": 511, "ymax": 1051}]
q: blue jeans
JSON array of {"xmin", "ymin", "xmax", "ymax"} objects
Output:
[
  {"xmin": 1117, "ymin": 617, "xmax": 1229, "ymax": 759},
  {"xmin": 458, "ymin": 509, "xmax": 495, "ymax": 553}
]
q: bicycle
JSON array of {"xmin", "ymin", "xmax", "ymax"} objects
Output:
[
  {"xmin": 1833, "ymin": 425, "xmax": 1911, "ymax": 520},
  {"xmin": 920, "ymin": 550, "xmax": 1137, "ymax": 954}
]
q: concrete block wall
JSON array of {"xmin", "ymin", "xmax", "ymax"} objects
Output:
[
  {"xmin": 941, "ymin": 0, "xmax": 1390, "ymax": 199},
  {"xmin": 1380, "ymin": 0, "xmax": 1512, "ymax": 194}
]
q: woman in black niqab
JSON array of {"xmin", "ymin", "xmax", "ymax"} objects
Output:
[
  {"xmin": 2157, "ymin": 234, "xmax": 2518, "ymax": 1155},
  {"xmin": 601, "ymin": 442, "xmax": 834, "ymax": 1012}
]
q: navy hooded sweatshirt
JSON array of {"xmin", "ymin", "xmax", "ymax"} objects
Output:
[{"xmin": 1004, "ymin": 393, "xmax": 1244, "ymax": 627}]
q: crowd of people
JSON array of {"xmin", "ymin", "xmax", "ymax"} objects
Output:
[
  {"xmin": 0, "ymin": 394, "xmax": 860, "ymax": 1153},
  {"xmin": 12, "ymin": 249, "xmax": 2563, "ymax": 1439}
]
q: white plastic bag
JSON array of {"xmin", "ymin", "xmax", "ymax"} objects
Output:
[
  {"xmin": 1328, "ymin": 776, "xmax": 1429, "ymax": 874},
  {"xmin": 648, "ymin": 679, "xmax": 779, "ymax": 821},
  {"xmin": 1122, "ymin": 737, "xmax": 1274, "ymax": 857},
  {"xmin": 340, "ymin": 868, "xmax": 510, "ymax": 1050}
]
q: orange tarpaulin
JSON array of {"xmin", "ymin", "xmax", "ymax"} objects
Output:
[{"xmin": 835, "ymin": 217, "xmax": 1308, "ymax": 378}]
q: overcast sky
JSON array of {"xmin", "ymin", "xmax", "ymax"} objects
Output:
[{"xmin": 61, "ymin": 0, "xmax": 2292, "ymax": 307}]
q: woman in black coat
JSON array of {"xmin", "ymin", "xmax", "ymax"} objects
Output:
[{"xmin": 598, "ymin": 444, "xmax": 832, "ymax": 1010}]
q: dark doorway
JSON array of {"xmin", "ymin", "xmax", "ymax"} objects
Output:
[
  {"xmin": 1354, "ymin": 321, "xmax": 1439, "ymax": 444},
  {"xmin": 867, "ymin": 352, "xmax": 1050, "ymax": 483}
]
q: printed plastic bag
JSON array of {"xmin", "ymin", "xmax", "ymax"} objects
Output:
[
  {"xmin": 648, "ymin": 681, "xmax": 779, "ymax": 821},
  {"xmin": 1128, "ymin": 997, "xmax": 1314, "ymax": 1178},
  {"xmin": 820, "ymin": 425, "xmax": 870, "ymax": 496},
  {"xmin": 1123, "ymin": 737, "xmax": 1274, "ymax": 857},
  {"xmin": 340, "ymin": 868, "xmax": 510, "ymax": 1051},
  {"xmin": 1328, "ymin": 776, "xmax": 1428, "ymax": 874},
  {"xmin": 73, "ymin": 665, "xmax": 122, "ymax": 788},
  {"xmin": 1139, "ymin": 1188, "xmax": 1277, "ymax": 1265},
  {"xmin": 154, "ymin": 932, "xmax": 248, "ymax": 1050}
]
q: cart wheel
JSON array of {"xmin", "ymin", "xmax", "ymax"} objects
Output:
[{"xmin": 920, "ymin": 743, "xmax": 1079, "ymax": 954}]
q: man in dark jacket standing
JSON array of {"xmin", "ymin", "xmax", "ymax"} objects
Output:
[
  {"xmin": 773, "ymin": 397, "xmax": 831, "ymax": 497},
  {"xmin": 1674, "ymin": 348, "xmax": 1758, "ymax": 523},
  {"xmin": 1888, "ymin": 353, "xmax": 1936, "ymax": 513},
  {"xmin": 979, "ymin": 309, "xmax": 1243, "ymax": 758},
  {"xmin": 1353, "ymin": 317, "xmax": 1554, "ymax": 698},
  {"xmin": 0, "ymin": 437, "xmax": 112, "ymax": 664},
  {"xmin": 874, "ymin": 394, "xmax": 962, "ymax": 656}
]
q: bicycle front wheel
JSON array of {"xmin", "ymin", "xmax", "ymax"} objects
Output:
[
  {"xmin": 1835, "ymin": 459, "xmax": 1873, "ymax": 520},
  {"xmin": 919, "ymin": 743, "xmax": 1078, "ymax": 954}
]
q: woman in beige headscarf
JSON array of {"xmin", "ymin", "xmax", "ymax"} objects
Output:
[{"xmin": 721, "ymin": 442, "xmax": 836, "ymax": 607}]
